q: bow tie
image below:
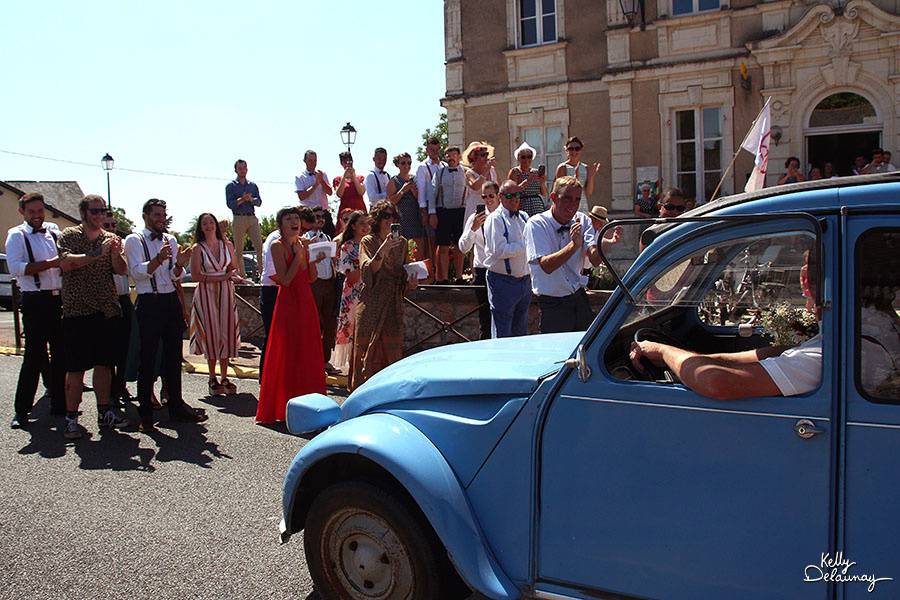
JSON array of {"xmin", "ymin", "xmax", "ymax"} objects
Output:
[
  {"xmin": 447, "ymin": 168, "xmax": 458, "ymax": 172},
  {"xmin": 150, "ymin": 233, "xmax": 163, "ymax": 241},
  {"xmin": 509, "ymin": 210, "xmax": 520, "ymax": 217},
  {"xmin": 33, "ymin": 228, "xmax": 46, "ymax": 234},
  {"xmin": 557, "ymin": 225, "xmax": 570, "ymax": 234}
]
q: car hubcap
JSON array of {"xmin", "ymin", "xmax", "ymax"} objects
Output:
[{"xmin": 324, "ymin": 508, "xmax": 413, "ymax": 599}]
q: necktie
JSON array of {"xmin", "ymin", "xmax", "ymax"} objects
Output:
[
  {"xmin": 448, "ymin": 168, "xmax": 458, "ymax": 172},
  {"xmin": 33, "ymin": 228, "xmax": 46, "ymax": 234},
  {"xmin": 150, "ymin": 233, "xmax": 163, "ymax": 241}
]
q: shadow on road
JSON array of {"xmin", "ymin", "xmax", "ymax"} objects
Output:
[{"xmin": 199, "ymin": 392, "xmax": 259, "ymax": 418}]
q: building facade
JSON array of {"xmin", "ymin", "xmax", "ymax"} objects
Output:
[
  {"xmin": 0, "ymin": 181, "xmax": 82, "ymax": 253},
  {"xmin": 442, "ymin": 0, "xmax": 900, "ymax": 212}
]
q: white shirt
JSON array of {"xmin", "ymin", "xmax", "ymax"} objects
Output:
[
  {"xmin": 113, "ymin": 273, "xmax": 130, "ymax": 296},
  {"xmin": 463, "ymin": 166, "xmax": 497, "ymax": 225},
  {"xmin": 458, "ymin": 211, "xmax": 490, "ymax": 269},
  {"xmin": 759, "ymin": 333, "xmax": 823, "ymax": 396},
  {"xmin": 260, "ymin": 230, "xmax": 281, "ymax": 287},
  {"xmin": 304, "ymin": 230, "xmax": 334, "ymax": 280},
  {"xmin": 294, "ymin": 170, "xmax": 330, "ymax": 210},
  {"xmin": 365, "ymin": 169, "xmax": 390, "ymax": 203},
  {"xmin": 484, "ymin": 207, "xmax": 530, "ymax": 278},
  {"xmin": 5, "ymin": 221, "xmax": 62, "ymax": 292},
  {"xmin": 124, "ymin": 228, "xmax": 182, "ymax": 295},
  {"xmin": 525, "ymin": 210, "xmax": 596, "ymax": 297},
  {"xmin": 416, "ymin": 158, "xmax": 445, "ymax": 209}
]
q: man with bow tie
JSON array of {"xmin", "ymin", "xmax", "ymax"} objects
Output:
[
  {"xmin": 125, "ymin": 198, "xmax": 206, "ymax": 432},
  {"xmin": 525, "ymin": 176, "xmax": 614, "ymax": 334},
  {"xmin": 427, "ymin": 146, "xmax": 467, "ymax": 284},
  {"xmin": 364, "ymin": 147, "xmax": 390, "ymax": 204},
  {"xmin": 6, "ymin": 192, "xmax": 66, "ymax": 428},
  {"xmin": 483, "ymin": 180, "xmax": 532, "ymax": 337},
  {"xmin": 295, "ymin": 150, "xmax": 333, "ymax": 211}
]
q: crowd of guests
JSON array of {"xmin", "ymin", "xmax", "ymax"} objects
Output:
[
  {"xmin": 5, "ymin": 135, "xmax": 630, "ymax": 434},
  {"xmin": 778, "ymin": 148, "xmax": 896, "ymax": 185}
]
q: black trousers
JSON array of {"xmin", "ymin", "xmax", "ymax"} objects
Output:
[
  {"xmin": 135, "ymin": 292, "xmax": 185, "ymax": 421},
  {"xmin": 15, "ymin": 291, "xmax": 66, "ymax": 416},
  {"xmin": 472, "ymin": 267, "xmax": 492, "ymax": 340},
  {"xmin": 258, "ymin": 285, "xmax": 278, "ymax": 379},
  {"xmin": 537, "ymin": 288, "xmax": 595, "ymax": 334},
  {"xmin": 111, "ymin": 294, "xmax": 133, "ymax": 399},
  {"xmin": 311, "ymin": 278, "xmax": 337, "ymax": 364}
]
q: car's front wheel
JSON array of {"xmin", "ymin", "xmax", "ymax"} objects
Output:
[{"xmin": 304, "ymin": 480, "xmax": 444, "ymax": 600}]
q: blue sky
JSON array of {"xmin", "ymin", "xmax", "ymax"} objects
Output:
[{"xmin": 2, "ymin": 1, "xmax": 446, "ymax": 231}]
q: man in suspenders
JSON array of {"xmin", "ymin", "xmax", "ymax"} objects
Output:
[
  {"xmin": 124, "ymin": 199, "xmax": 207, "ymax": 432},
  {"xmin": 415, "ymin": 137, "xmax": 445, "ymax": 271},
  {"xmin": 6, "ymin": 193, "xmax": 66, "ymax": 428},
  {"xmin": 427, "ymin": 147, "xmax": 467, "ymax": 284},
  {"xmin": 364, "ymin": 147, "xmax": 390, "ymax": 204}
]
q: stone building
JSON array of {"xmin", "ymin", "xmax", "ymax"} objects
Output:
[
  {"xmin": 0, "ymin": 181, "xmax": 82, "ymax": 252},
  {"xmin": 442, "ymin": 0, "xmax": 900, "ymax": 213}
]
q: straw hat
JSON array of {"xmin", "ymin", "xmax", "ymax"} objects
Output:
[
  {"xmin": 588, "ymin": 206, "xmax": 609, "ymax": 222},
  {"xmin": 461, "ymin": 141, "xmax": 495, "ymax": 167}
]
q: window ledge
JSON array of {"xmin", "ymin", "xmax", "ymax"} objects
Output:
[{"xmin": 503, "ymin": 40, "xmax": 568, "ymax": 58}]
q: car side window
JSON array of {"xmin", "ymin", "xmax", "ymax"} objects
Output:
[{"xmin": 856, "ymin": 229, "xmax": 900, "ymax": 402}]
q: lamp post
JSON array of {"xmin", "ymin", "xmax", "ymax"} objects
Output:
[
  {"xmin": 618, "ymin": 0, "xmax": 645, "ymax": 29},
  {"xmin": 101, "ymin": 153, "xmax": 115, "ymax": 208},
  {"xmin": 340, "ymin": 122, "xmax": 357, "ymax": 153}
]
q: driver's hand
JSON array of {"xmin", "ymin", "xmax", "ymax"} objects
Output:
[{"xmin": 629, "ymin": 341, "xmax": 667, "ymax": 372}]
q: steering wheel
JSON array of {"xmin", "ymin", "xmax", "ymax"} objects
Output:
[{"xmin": 632, "ymin": 327, "xmax": 680, "ymax": 383}]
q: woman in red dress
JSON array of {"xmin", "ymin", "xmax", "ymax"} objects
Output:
[
  {"xmin": 333, "ymin": 151, "xmax": 367, "ymax": 221},
  {"xmin": 256, "ymin": 207, "xmax": 326, "ymax": 424}
]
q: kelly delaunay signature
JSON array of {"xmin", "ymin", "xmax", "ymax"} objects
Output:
[{"xmin": 804, "ymin": 552, "xmax": 893, "ymax": 593}]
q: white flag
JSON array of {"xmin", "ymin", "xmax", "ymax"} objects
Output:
[{"xmin": 741, "ymin": 97, "xmax": 772, "ymax": 193}]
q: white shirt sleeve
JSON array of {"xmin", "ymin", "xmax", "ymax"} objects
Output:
[
  {"xmin": 525, "ymin": 219, "xmax": 554, "ymax": 264},
  {"xmin": 415, "ymin": 165, "xmax": 430, "ymax": 209},
  {"xmin": 125, "ymin": 235, "xmax": 152, "ymax": 281},
  {"xmin": 364, "ymin": 173, "xmax": 378, "ymax": 199},
  {"xmin": 458, "ymin": 213, "xmax": 478, "ymax": 254},
  {"xmin": 759, "ymin": 334, "xmax": 823, "ymax": 396},
  {"xmin": 5, "ymin": 229, "xmax": 28, "ymax": 278}
]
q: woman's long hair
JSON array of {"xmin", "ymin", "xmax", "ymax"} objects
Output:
[
  {"xmin": 193, "ymin": 213, "xmax": 224, "ymax": 244},
  {"xmin": 334, "ymin": 210, "xmax": 367, "ymax": 247}
]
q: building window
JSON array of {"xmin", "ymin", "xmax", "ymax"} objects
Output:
[
  {"xmin": 672, "ymin": 0, "xmax": 719, "ymax": 16},
  {"xmin": 675, "ymin": 107, "xmax": 722, "ymax": 205},
  {"xmin": 520, "ymin": 0, "xmax": 557, "ymax": 47},
  {"xmin": 523, "ymin": 125, "xmax": 564, "ymax": 172}
]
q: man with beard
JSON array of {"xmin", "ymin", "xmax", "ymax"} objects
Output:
[
  {"xmin": 6, "ymin": 193, "xmax": 65, "ymax": 427},
  {"xmin": 125, "ymin": 198, "xmax": 206, "ymax": 432}
]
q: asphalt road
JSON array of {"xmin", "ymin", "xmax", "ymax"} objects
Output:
[{"xmin": 0, "ymin": 354, "xmax": 342, "ymax": 600}]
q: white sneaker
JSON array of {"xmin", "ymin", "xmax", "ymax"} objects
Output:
[{"xmin": 64, "ymin": 418, "xmax": 82, "ymax": 440}]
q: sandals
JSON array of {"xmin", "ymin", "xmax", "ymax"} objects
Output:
[
  {"xmin": 221, "ymin": 378, "xmax": 237, "ymax": 395},
  {"xmin": 208, "ymin": 378, "xmax": 226, "ymax": 396}
]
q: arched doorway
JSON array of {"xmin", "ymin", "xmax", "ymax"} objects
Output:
[{"xmin": 806, "ymin": 92, "xmax": 882, "ymax": 176}]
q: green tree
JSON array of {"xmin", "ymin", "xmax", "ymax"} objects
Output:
[
  {"xmin": 110, "ymin": 206, "xmax": 135, "ymax": 234},
  {"xmin": 416, "ymin": 112, "xmax": 448, "ymax": 162}
]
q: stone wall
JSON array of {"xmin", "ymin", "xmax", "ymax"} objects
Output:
[{"xmin": 182, "ymin": 283, "xmax": 612, "ymax": 357}]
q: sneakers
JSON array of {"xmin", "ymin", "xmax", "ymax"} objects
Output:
[
  {"xmin": 98, "ymin": 409, "xmax": 130, "ymax": 429},
  {"xmin": 64, "ymin": 418, "xmax": 82, "ymax": 440}
]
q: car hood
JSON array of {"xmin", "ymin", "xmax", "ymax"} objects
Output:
[{"xmin": 341, "ymin": 332, "xmax": 582, "ymax": 420}]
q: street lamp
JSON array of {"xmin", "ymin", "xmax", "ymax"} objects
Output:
[
  {"xmin": 618, "ymin": 0, "xmax": 645, "ymax": 29},
  {"xmin": 340, "ymin": 122, "xmax": 357, "ymax": 153},
  {"xmin": 101, "ymin": 153, "xmax": 114, "ymax": 207}
]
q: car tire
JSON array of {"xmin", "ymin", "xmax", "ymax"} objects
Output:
[{"xmin": 304, "ymin": 480, "xmax": 446, "ymax": 600}]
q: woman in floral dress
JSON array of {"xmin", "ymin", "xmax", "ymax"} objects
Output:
[{"xmin": 332, "ymin": 210, "xmax": 371, "ymax": 373}]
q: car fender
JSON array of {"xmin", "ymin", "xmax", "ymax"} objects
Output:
[{"xmin": 282, "ymin": 412, "xmax": 519, "ymax": 600}]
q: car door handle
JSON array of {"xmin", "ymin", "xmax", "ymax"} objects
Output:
[{"xmin": 794, "ymin": 419, "xmax": 826, "ymax": 439}]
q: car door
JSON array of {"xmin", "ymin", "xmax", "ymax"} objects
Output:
[
  {"xmin": 840, "ymin": 215, "xmax": 900, "ymax": 600},
  {"xmin": 536, "ymin": 219, "xmax": 837, "ymax": 600}
]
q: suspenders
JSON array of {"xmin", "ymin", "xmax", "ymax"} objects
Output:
[
  {"xmin": 500, "ymin": 213, "xmax": 525, "ymax": 276},
  {"xmin": 22, "ymin": 229, "xmax": 58, "ymax": 289},
  {"xmin": 139, "ymin": 234, "xmax": 172, "ymax": 294},
  {"xmin": 371, "ymin": 171, "xmax": 384, "ymax": 195}
]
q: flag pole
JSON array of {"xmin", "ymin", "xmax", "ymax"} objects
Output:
[{"xmin": 709, "ymin": 97, "xmax": 772, "ymax": 202}]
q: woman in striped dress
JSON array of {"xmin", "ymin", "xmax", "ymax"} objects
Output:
[{"xmin": 189, "ymin": 213, "xmax": 241, "ymax": 396}]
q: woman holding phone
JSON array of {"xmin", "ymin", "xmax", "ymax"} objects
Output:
[
  {"xmin": 386, "ymin": 152, "xmax": 424, "ymax": 259},
  {"xmin": 508, "ymin": 142, "xmax": 547, "ymax": 219},
  {"xmin": 349, "ymin": 201, "xmax": 418, "ymax": 391}
]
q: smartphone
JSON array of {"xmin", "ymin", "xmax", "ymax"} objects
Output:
[
  {"xmin": 347, "ymin": 159, "xmax": 353, "ymax": 167},
  {"xmin": 476, "ymin": 204, "xmax": 486, "ymax": 214},
  {"xmin": 537, "ymin": 164, "xmax": 546, "ymax": 177},
  {"xmin": 390, "ymin": 223, "xmax": 401, "ymax": 240}
]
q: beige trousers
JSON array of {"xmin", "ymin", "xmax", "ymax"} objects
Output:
[{"xmin": 231, "ymin": 214, "xmax": 263, "ymax": 276}]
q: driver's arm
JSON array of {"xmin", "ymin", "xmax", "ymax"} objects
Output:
[{"xmin": 631, "ymin": 341, "xmax": 782, "ymax": 400}]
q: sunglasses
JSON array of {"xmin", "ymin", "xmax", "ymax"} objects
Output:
[
  {"xmin": 663, "ymin": 203, "xmax": 687, "ymax": 212},
  {"xmin": 519, "ymin": 154, "xmax": 533, "ymax": 159},
  {"xmin": 382, "ymin": 212, "xmax": 398, "ymax": 218},
  {"xmin": 88, "ymin": 207, "xmax": 107, "ymax": 215},
  {"xmin": 341, "ymin": 217, "xmax": 350, "ymax": 223},
  {"xmin": 481, "ymin": 193, "xmax": 497, "ymax": 199},
  {"xmin": 474, "ymin": 151, "xmax": 489, "ymax": 158},
  {"xmin": 502, "ymin": 192, "xmax": 521, "ymax": 199},
  {"xmin": 398, "ymin": 161, "xmax": 412, "ymax": 166},
  {"xmin": 566, "ymin": 146, "xmax": 583, "ymax": 152}
]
